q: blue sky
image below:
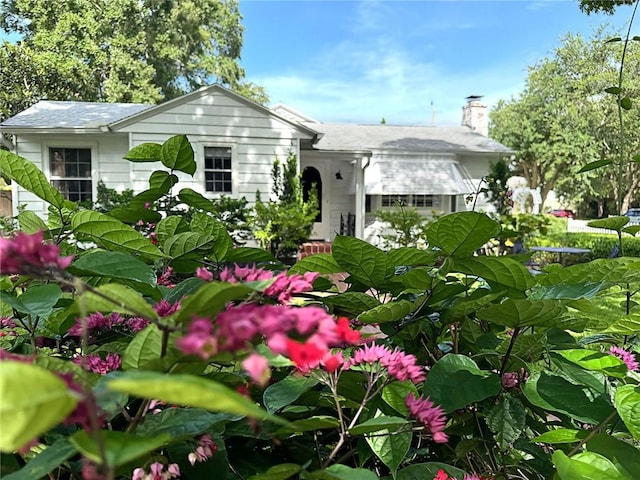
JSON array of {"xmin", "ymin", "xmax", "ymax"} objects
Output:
[{"xmin": 239, "ymin": 0, "xmax": 637, "ymax": 125}]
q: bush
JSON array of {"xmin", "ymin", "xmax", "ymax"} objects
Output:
[{"xmin": 535, "ymin": 232, "xmax": 640, "ymax": 259}]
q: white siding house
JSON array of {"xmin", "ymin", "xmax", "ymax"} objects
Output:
[{"xmin": 0, "ymin": 85, "xmax": 511, "ymax": 245}]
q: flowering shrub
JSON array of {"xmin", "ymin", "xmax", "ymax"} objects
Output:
[{"xmin": 1, "ymin": 136, "xmax": 639, "ymax": 480}]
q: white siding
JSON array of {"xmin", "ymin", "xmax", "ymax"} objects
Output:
[
  {"xmin": 120, "ymin": 90, "xmax": 311, "ymax": 204},
  {"xmin": 12, "ymin": 133, "xmax": 130, "ymax": 219}
]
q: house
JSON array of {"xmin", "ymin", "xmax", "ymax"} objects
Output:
[{"xmin": 0, "ymin": 84, "xmax": 511, "ymax": 246}]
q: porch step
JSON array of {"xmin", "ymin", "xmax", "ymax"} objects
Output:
[{"xmin": 298, "ymin": 241, "xmax": 332, "ymax": 260}]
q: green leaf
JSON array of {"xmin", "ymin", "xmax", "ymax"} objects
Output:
[
  {"xmin": 249, "ymin": 464, "xmax": 302, "ymax": 480},
  {"xmin": 587, "ymin": 433, "xmax": 640, "ymax": 479},
  {"xmin": 476, "ymin": 299, "xmax": 565, "ymax": 328},
  {"xmin": 553, "ymin": 450, "xmax": 628, "ymax": 480},
  {"xmin": 289, "ymin": 253, "xmax": 342, "ymax": 275},
  {"xmin": 70, "ymin": 251, "xmax": 157, "ymax": 286},
  {"xmin": 124, "ymin": 142, "xmax": 162, "ymax": 162},
  {"xmin": 359, "ymin": 300, "xmax": 414, "ymax": 324},
  {"xmin": 4, "ymin": 284, "xmax": 61, "ymax": 319},
  {"xmin": 425, "ymin": 212, "xmax": 500, "ymax": 257},
  {"xmin": 263, "ymin": 375, "xmax": 319, "ymax": 413},
  {"xmin": 529, "ymin": 282, "xmax": 604, "ymax": 300},
  {"xmin": 0, "ymin": 150, "xmax": 65, "ymax": 209},
  {"xmin": 2, "ymin": 438, "xmax": 77, "ymax": 480},
  {"xmin": 620, "ymin": 96, "xmax": 632, "ymax": 110},
  {"xmin": 587, "ymin": 216, "xmax": 629, "ymax": 231},
  {"xmin": 349, "ymin": 416, "xmax": 409, "ymax": 435},
  {"xmin": 381, "ymin": 381, "xmax": 418, "ymax": 416},
  {"xmin": 386, "ymin": 248, "xmax": 437, "ymax": 267},
  {"xmin": 308, "ymin": 464, "xmax": 380, "ymax": 480},
  {"xmin": 578, "ymin": 159, "xmax": 612, "ymax": 173},
  {"xmin": 149, "ymin": 170, "xmax": 179, "ymax": 192},
  {"xmin": 554, "ymin": 349, "xmax": 627, "ymax": 378},
  {"xmin": 276, "ymin": 416, "xmax": 340, "ymax": 434},
  {"xmin": 366, "ymin": 427, "xmax": 412, "ymax": 478},
  {"xmin": 136, "ymin": 408, "xmax": 236, "ymax": 439},
  {"xmin": 122, "ymin": 325, "xmax": 163, "ymax": 370},
  {"xmin": 533, "ymin": 428, "xmax": 589, "ymax": 444},
  {"xmin": 453, "ymin": 256, "xmax": 532, "ymax": 291},
  {"xmin": 163, "ymin": 277, "xmax": 204, "ymax": 304},
  {"xmin": 17, "ymin": 210, "xmax": 47, "ymax": 234},
  {"xmin": 174, "ymin": 282, "xmax": 251, "ymax": 324},
  {"xmin": 486, "ymin": 394, "xmax": 526, "ymax": 449},
  {"xmin": 614, "ymin": 385, "xmax": 640, "ymax": 440},
  {"xmin": 72, "ymin": 210, "xmax": 164, "ymax": 260},
  {"xmin": 80, "ymin": 283, "xmax": 159, "ymax": 320},
  {"xmin": 178, "ymin": 188, "xmax": 216, "ymax": 212},
  {"xmin": 108, "ymin": 371, "xmax": 281, "ymax": 422},
  {"xmin": 189, "ymin": 213, "xmax": 234, "ymax": 263},
  {"xmin": 322, "ymin": 292, "xmax": 382, "ymax": 318},
  {"xmin": 400, "ymin": 267, "xmax": 436, "ymax": 290},
  {"xmin": 396, "ymin": 463, "xmax": 466, "ymax": 480},
  {"xmin": 523, "ymin": 372, "xmax": 613, "ymax": 424},
  {"xmin": 423, "ymin": 354, "xmax": 501, "ymax": 413},
  {"xmin": 226, "ymin": 247, "xmax": 278, "ymax": 264},
  {"xmin": 332, "ymin": 235, "xmax": 388, "ymax": 288},
  {"xmin": 606, "ymin": 37, "xmax": 622, "ymax": 43},
  {"xmin": 155, "ymin": 216, "xmax": 189, "ymax": 245},
  {"xmin": 604, "ymin": 86, "xmax": 622, "ymax": 94},
  {"xmin": 70, "ymin": 430, "xmax": 170, "ymax": 468},
  {"xmin": 0, "ymin": 361, "xmax": 78, "ymax": 452},
  {"xmin": 160, "ymin": 135, "xmax": 196, "ymax": 175},
  {"xmin": 165, "ymin": 232, "xmax": 216, "ymax": 260}
]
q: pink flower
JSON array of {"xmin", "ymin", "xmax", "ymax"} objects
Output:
[
  {"xmin": 59, "ymin": 373, "xmax": 104, "ymax": 432},
  {"xmin": 176, "ymin": 317, "xmax": 218, "ymax": 359},
  {"xmin": 73, "ymin": 353, "xmax": 121, "ymax": 375},
  {"xmin": 405, "ymin": 393, "xmax": 448, "ymax": 443},
  {"xmin": 126, "ymin": 317, "xmax": 150, "ymax": 332},
  {"xmin": 434, "ymin": 470, "xmax": 449, "ymax": 480},
  {"xmin": 0, "ymin": 230, "xmax": 73, "ymax": 275},
  {"xmin": 382, "ymin": 348, "xmax": 426, "ymax": 384},
  {"xmin": 158, "ymin": 267, "xmax": 175, "ymax": 288},
  {"xmin": 68, "ymin": 312, "xmax": 125, "ymax": 337},
  {"xmin": 501, "ymin": 372, "xmax": 519, "ymax": 389},
  {"xmin": 610, "ymin": 346, "xmax": 639, "ymax": 371},
  {"xmin": 196, "ymin": 267, "xmax": 214, "ymax": 281},
  {"xmin": 154, "ymin": 299, "xmax": 179, "ymax": 317},
  {"xmin": 242, "ymin": 353, "xmax": 271, "ymax": 386},
  {"xmin": 0, "ymin": 317, "xmax": 16, "ymax": 328},
  {"xmin": 188, "ymin": 434, "xmax": 218, "ymax": 465},
  {"xmin": 321, "ymin": 351, "xmax": 345, "ymax": 373}
]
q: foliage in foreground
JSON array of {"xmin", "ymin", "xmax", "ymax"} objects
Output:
[{"xmin": 0, "ymin": 136, "xmax": 639, "ymax": 480}]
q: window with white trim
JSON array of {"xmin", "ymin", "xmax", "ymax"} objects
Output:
[
  {"xmin": 380, "ymin": 194, "xmax": 441, "ymax": 208},
  {"xmin": 204, "ymin": 146, "xmax": 232, "ymax": 193},
  {"xmin": 49, "ymin": 147, "xmax": 92, "ymax": 202}
]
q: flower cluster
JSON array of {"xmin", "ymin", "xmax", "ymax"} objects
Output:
[
  {"xmin": 132, "ymin": 462, "xmax": 180, "ymax": 480},
  {"xmin": 201, "ymin": 263, "xmax": 318, "ymax": 303},
  {"xmin": 610, "ymin": 346, "xmax": 639, "ymax": 372},
  {"xmin": 0, "ymin": 230, "xmax": 73, "ymax": 275},
  {"xmin": 177, "ymin": 304, "xmax": 361, "ymax": 383},
  {"xmin": 68, "ymin": 312, "xmax": 150, "ymax": 338},
  {"xmin": 405, "ymin": 393, "xmax": 448, "ymax": 444},
  {"xmin": 154, "ymin": 299, "xmax": 179, "ymax": 317},
  {"xmin": 434, "ymin": 470, "xmax": 486, "ymax": 480},
  {"xmin": 73, "ymin": 353, "xmax": 121, "ymax": 375},
  {"xmin": 188, "ymin": 434, "xmax": 218, "ymax": 465},
  {"xmin": 347, "ymin": 344, "xmax": 426, "ymax": 384}
]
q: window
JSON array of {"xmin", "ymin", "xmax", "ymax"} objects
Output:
[
  {"xmin": 204, "ymin": 146, "xmax": 232, "ymax": 193},
  {"xmin": 380, "ymin": 194, "xmax": 440, "ymax": 208},
  {"xmin": 49, "ymin": 148, "xmax": 92, "ymax": 202}
]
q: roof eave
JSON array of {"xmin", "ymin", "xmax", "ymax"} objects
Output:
[{"xmin": 0, "ymin": 126, "xmax": 106, "ymax": 135}]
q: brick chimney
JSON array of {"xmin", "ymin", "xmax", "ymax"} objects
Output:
[{"xmin": 461, "ymin": 95, "xmax": 488, "ymax": 136}]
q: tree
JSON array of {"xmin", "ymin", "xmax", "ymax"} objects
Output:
[
  {"xmin": 489, "ymin": 30, "xmax": 640, "ymax": 214},
  {"xmin": 251, "ymin": 152, "xmax": 319, "ymax": 262},
  {"xmin": 0, "ymin": 0, "xmax": 267, "ymax": 122}
]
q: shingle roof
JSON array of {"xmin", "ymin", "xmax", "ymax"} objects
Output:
[
  {"xmin": 0, "ymin": 101, "xmax": 153, "ymax": 129},
  {"xmin": 303, "ymin": 122, "xmax": 512, "ymax": 154}
]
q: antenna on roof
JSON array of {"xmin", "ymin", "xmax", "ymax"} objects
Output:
[{"xmin": 431, "ymin": 101, "xmax": 436, "ymax": 126}]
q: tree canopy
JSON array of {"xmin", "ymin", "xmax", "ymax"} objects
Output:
[
  {"xmin": 0, "ymin": 0, "xmax": 268, "ymax": 123},
  {"xmin": 489, "ymin": 29, "xmax": 640, "ymax": 215}
]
